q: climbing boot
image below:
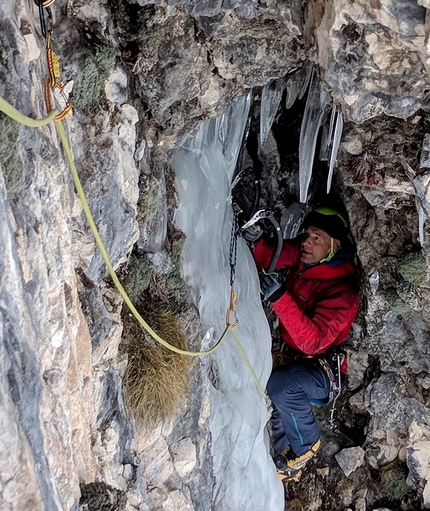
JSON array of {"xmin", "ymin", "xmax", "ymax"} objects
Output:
[{"xmin": 274, "ymin": 439, "xmax": 321, "ymax": 482}]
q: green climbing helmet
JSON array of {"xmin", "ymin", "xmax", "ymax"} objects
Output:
[{"xmin": 302, "ymin": 207, "xmax": 348, "ymax": 241}]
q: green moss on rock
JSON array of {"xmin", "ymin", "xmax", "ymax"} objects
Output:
[
  {"xmin": 79, "ymin": 481, "xmax": 126, "ymax": 511},
  {"xmin": 72, "ymin": 46, "xmax": 117, "ymax": 113},
  {"xmin": 166, "ymin": 235, "xmax": 190, "ymax": 308},
  {"xmin": 0, "ymin": 112, "xmax": 22, "ymax": 198},
  {"xmin": 379, "ymin": 462, "xmax": 410, "ymax": 502},
  {"xmin": 136, "ymin": 173, "xmax": 160, "ymax": 231},
  {"xmin": 120, "ymin": 252, "xmax": 152, "ymax": 302},
  {"xmin": 398, "ymin": 251, "xmax": 427, "ymax": 286},
  {"xmin": 383, "ymin": 287, "xmax": 411, "ymax": 315}
]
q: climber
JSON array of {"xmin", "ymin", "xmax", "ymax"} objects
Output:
[{"xmin": 248, "ymin": 207, "xmax": 360, "ymax": 482}]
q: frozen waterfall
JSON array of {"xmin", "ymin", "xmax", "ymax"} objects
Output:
[{"xmin": 173, "ymin": 94, "xmax": 284, "ymax": 511}]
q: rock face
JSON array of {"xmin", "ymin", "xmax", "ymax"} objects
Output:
[{"xmin": 2, "ymin": 0, "xmax": 430, "ymax": 510}]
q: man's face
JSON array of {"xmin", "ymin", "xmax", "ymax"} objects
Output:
[{"xmin": 301, "ymin": 226, "xmax": 335, "ymax": 264}]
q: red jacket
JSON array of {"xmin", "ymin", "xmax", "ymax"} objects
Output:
[{"xmin": 253, "ymin": 237, "xmax": 360, "ymax": 356}]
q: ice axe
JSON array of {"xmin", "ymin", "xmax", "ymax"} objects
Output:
[{"xmin": 241, "ymin": 209, "xmax": 283, "ymax": 273}]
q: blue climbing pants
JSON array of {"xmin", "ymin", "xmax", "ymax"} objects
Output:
[{"xmin": 267, "ymin": 360, "xmax": 330, "ymax": 456}]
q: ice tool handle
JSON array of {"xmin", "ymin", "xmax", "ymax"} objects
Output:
[{"xmin": 241, "ymin": 209, "xmax": 283, "ymax": 273}]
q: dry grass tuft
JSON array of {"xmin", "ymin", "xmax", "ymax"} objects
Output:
[{"xmin": 122, "ymin": 299, "xmax": 193, "ymax": 424}]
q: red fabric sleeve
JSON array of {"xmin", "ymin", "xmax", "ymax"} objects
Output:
[
  {"xmin": 253, "ymin": 238, "xmax": 301, "ymax": 270},
  {"xmin": 271, "ymin": 284, "xmax": 358, "ymax": 355}
]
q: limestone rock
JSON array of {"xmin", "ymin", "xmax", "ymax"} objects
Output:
[
  {"xmin": 316, "ymin": 0, "xmax": 429, "ymax": 123},
  {"xmin": 335, "ymin": 446, "xmax": 365, "ymax": 477},
  {"xmin": 407, "ymin": 420, "xmax": 430, "ymax": 507}
]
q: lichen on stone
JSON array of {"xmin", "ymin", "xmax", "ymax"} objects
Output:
[
  {"xmin": 379, "ymin": 461, "xmax": 410, "ymax": 503},
  {"xmin": 0, "ymin": 112, "xmax": 22, "ymax": 198},
  {"xmin": 382, "ymin": 287, "xmax": 411, "ymax": 315},
  {"xmin": 72, "ymin": 46, "xmax": 117, "ymax": 113},
  {"xmin": 398, "ymin": 251, "xmax": 427, "ymax": 286},
  {"xmin": 119, "ymin": 251, "xmax": 152, "ymax": 302},
  {"xmin": 136, "ymin": 172, "xmax": 160, "ymax": 231},
  {"xmin": 79, "ymin": 481, "xmax": 126, "ymax": 511},
  {"xmin": 165, "ymin": 234, "xmax": 190, "ymax": 308}
]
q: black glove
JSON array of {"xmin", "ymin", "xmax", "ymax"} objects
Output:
[
  {"xmin": 242, "ymin": 224, "xmax": 263, "ymax": 243},
  {"xmin": 259, "ymin": 270, "xmax": 286, "ymax": 302}
]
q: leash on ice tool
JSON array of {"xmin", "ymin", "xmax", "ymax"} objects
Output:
[{"xmin": 241, "ymin": 209, "xmax": 283, "ymax": 272}]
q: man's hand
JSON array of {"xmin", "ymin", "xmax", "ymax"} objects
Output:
[{"xmin": 259, "ymin": 270, "xmax": 286, "ymax": 302}]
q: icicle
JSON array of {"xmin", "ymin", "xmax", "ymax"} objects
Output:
[
  {"xmin": 319, "ymin": 106, "xmax": 336, "ymax": 161},
  {"xmin": 419, "ymin": 202, "xmax": 425, "ymax": 246},
  {"xmin": 181, "ymin": 92, "xmax": 251, "ymax": 177},
  {"xmin": 298, "ymin": 61, "xmax": 313, "ymax": 100},
  {"xmin": 219, "ymin": 90, "xmax": 252, "ymax": 170},
  {"xmin": 298, "ymin": 68, "xmax": 331, "ymax": 203},
  {"xmin": 260, "ymin": 78, "xmax": 285, "ymax": 146},
  {"xmin": 285, "ymin": 73, "xmax": 301, "ymax": 110},
  {"xmin": 327, "ymin": 109, "xmax": 344, "ymax": 193},
  {"xmin": 285, "ymin": 61, "xmax": 313, "ymax": 110},
  {"xmin": 328, "ymin": 104, "xmax": 336, "ymax": 140},
  {"xmin": 420, "ymin": 133, "xmax": 430, "ymax": 168}
]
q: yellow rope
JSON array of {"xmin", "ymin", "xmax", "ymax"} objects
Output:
[
  {"xmin": 231, "ymin": 329, "xmax": 268, "ymax": 399},
  {"xmin": 55, "ymin": 119, "xmax": 235, "ymax": 357},
  {"xmin": 0, "ymin": 95, "xmax": 267, "ymax": 394},
  {"xmin": 0, "ymin": 97, "xmax": 59, "ymax": 127}
]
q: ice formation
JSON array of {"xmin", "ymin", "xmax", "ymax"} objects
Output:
[
  {"xmin": 319, "ymin": 106, "xmax": 336, "ymax": 161},
  {"xmin": 298, "ymin": 68, "xmax": 331, "ymax": 203},
  {"xmin": 173, "ymin": 94, "xmax": 284, "ymax": 511},
  {"xmin": 419, "ymin": 202, "xmax": 425, "ymax": 247},
  {"xmin": 327, "ymin": 109, "xmax": 344, "ymax": 193},
  {"xmin": 285, "ymin": 61, "xmax": 313, "ymax": 110},
  {"xmin": 260, "ymin": 78, "xmax": 285, "ymax": 146}
]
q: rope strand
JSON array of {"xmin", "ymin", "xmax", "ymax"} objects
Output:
[{"xmin": 0, "ymin": 92, "xmax": 267, "ymax": 397}]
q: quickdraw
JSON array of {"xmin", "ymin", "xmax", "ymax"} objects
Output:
[
  {"xmin": 225, "ymin": 290, "xmax": 239, "ymax": 329},
  {"xmin": 34, "ymin": 0, "xmax": 56, "ymax": 6},
  {"xmin": 318, "ymin": 352, "xmax": 345, "ymax": 429},
  {"xmin": 36, "ymin": 0, "xmax": 72, "ymax": 120}
]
